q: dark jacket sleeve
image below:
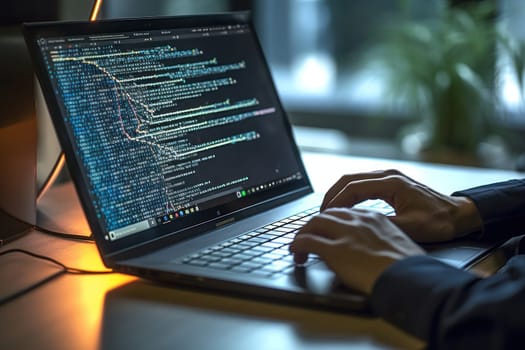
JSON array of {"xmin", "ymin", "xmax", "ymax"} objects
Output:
[
  {"xmin": 452, "ymin": 179, "xmax": 525, "ymax": 242},
  {"xmin": 370, "ymin": 255, "xmax": 525, "ymax": 349},
  {"xmin": 370, "ymin": 179, "xmax": 525, "ymax": 348}
]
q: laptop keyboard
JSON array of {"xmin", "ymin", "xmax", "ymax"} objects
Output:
[
  {"xmin": 179, "ymin": 200, "xmax": 394, "ymax": 279},
  {"xmin": 180, "ymin": 207, "xmax": 320, "ymax": 278}
]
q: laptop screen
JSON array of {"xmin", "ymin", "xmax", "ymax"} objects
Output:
[{"xmin": 25, "ymin": 14, "xmax": 311, "ymax": 254}]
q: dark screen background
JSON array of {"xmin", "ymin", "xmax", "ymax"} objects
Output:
[{"xmin": 37, "ymin": 24, "xmax": 304, "ymax": 235}]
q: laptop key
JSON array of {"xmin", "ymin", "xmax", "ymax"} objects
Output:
[
  {"xmin": 263, "ymin": 261, "xmax": 293, "ymax": 272},
  {"xmin": 240, "ymin": 249, "xmax": 264, "ymax": 257},
  {"xmin": 273, "ymin": 226, "xmax": 295, "ymax": 233},
  {"xmin": 250, "ymin": 269, "xmax": 274, "ymax": 277},
  {"xmin": 236, "ymin": 241, "xmax": 259, "ymax": 248},
  {"xmin": 221, "ymin": 257, "xmax": 244, "ymax": 265},
  {"xmin": 252, "ymin": 245, "xmax": 274, "ymax": 253},
  {"xmin": 258, "ymin": 233, "xmax": 280, "ymax": 240},
  {"xmin": 187, "ymin": 259, "xmax": 209, "ymax": 267},
  {"xmin": 247, "ymin": 236, "xmax": 269, "ymax": 244},
  {"xmin": 231, "ymin": 252, "xmax": 256, "ymax": 260},
  {"xmin": 231, "ymin": 266, "xmax": 252, "ymax": 273},
  {"xmin": 260, "ymin": 252, "xmax": 282, "ymax": 261},
  {"xmin": 208, "ymin": 262, "xmax": 232, "ymax": 270},
  {"xmin": 272, "ymin": 237, "xmax": 294, "ymax": 245},
  {"xmin": 221, "ymin": 247, "xmax": 242, "ymax": 254},
  {"xmin": 252, "ymin": 256, "xmax": 273, "ymax": 265},
  {"xmin": 198, "ymin": 255, "xmax": 222, "ymax": 262},
  {"xmin": 261, "ymin": 241, "xmax": 283, "ymax": 249},
  {"xmin": 210, "ymin": 250, "xmax": 234, "ymax": 258},
  {"xmin": 240, "ymin": 261, "xmax": 264, "ymax": 270},
  {"xmin": 271, "ymin": 248, "xmax": 290, "ymax": 257}
]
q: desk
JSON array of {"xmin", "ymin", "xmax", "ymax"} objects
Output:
[{"xmin": 0, "ymin": 152, "xmax": 522, "ymax": 350}]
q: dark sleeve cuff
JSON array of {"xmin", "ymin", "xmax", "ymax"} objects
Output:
[
  {"xmin": 370, "ymin": 256, "xmax": 478, "ymax": 341},
  {"xmin": 452, "ymin": 179, "xmax": 525, "ymax": 242}
]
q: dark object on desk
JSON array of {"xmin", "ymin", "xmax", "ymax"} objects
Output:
[
  {"xmin": 0, "ymin": 210, "xmax": 31, "ymax": 246},
  {"xmin": 1, "ymin": 14, "xmax": 67, "ymax": 244},
  {"xmin": 0, "ymin": 26, "xmax": 37, "ymax": 244},
  {"xmin": 0, "ymin": 0, "xmax": 58, "ymax": 26},
  {"xmin": 24, "ymin": 13, "xmax": 502, "ymax": 314}
]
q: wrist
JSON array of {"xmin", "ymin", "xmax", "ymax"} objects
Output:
[{"xmin": 451, "ymin": 196, "xmax": 483, "ymax": 238}]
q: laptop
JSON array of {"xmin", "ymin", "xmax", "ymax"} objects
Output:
[{"xmin": 23, "ymin": 13, "xmax": 495, "ymax": 313}]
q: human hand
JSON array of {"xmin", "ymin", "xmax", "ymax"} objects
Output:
[
  {"xmin": 290, "ymin": 207, "xmax": 425, "ymax": 295},
  {"xmin": 321, "ymin": 170, "xmax": 483, "ymax": 243}
]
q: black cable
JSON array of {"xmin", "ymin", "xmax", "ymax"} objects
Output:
[
  {"xmin": 1, "ymin": 206, "xmax": 94, "ymax": 243},
  {"xmin": 0, "ymin": 249, "xmax": 114, "ymax": 306},
  {"xmin": 0, "ymin": 249, "xmax": 67, "ymax": 305},
  {"xmin": 35, "ymin": 224, "xmax": 94, "ymax": 242},
  {"xmin": 0, "ymin": 209, "xmax": 33, "ymax": 247}
]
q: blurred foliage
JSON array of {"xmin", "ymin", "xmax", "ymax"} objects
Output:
[{"xmin": 370, "ymin": 0, "xmax": 523, "ymax": 156}]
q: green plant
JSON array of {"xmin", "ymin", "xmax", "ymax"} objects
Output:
[{"xmin": 373, "ymin": 1, "xmax": 503, "ymax": 157}]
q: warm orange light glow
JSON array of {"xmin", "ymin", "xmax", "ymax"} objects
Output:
[
  {"xmin": 70, "ymin": 273, "xmax": 134, "ymax": 348},
  {"xmin": 90, "ymin": 0, "xmax": 104, "ymax": 22},
  {"xmin": 63, "ymin": 241, "xmax": 135, "ymax": 348}
]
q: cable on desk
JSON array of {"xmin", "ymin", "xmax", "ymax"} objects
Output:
[
  {"xmin": 0, "ymin": 249, "xmax": 114, "ymax": 306},
  {"xmin": 1, "ymin": 206, "xmax": 95, "ymax": 243},
  {"xmin": 0, "ymin": 208, "xmax": 34, "ymax": 246},
  {"xmin": 35, "ymin": 224, "xmax": 94, "ymax": 243}
]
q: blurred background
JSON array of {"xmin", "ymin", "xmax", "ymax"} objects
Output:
[{"xmin": 2, "ymin": 0, "xmax": 525, "ymax": 179}]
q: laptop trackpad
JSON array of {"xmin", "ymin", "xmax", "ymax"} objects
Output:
[
  {"xmin": 291, "ymin": 245, "xmax": 485, "ymax": 292},
  {"xmin": 291, "ymin": 262, "xmax": 347, "ymax": 294},
  {"xmin": 427, "ymin": 246, "xmax": 485, "ymax": 268},
  {"xmin": 287, "ymin": 262, "xmax": 368, "ymax": 309}
]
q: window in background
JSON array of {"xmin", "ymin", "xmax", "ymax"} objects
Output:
[
  {"xmin": 100, "ymin": 0, "xmax": 442, "ymax": 118},
  {"xmin": 254, "ymin": 0, "xmax": 443, "ymax": 115},
  {"xmin": 498, "ymin": 0, "xmax": 525, "ymax": 124},
  {"xmin": 255, "ymin": 0, "xmax": 525, "ymax": 169},
  {"xmin": 102, "ymin": 0, "xmax": 231, "ymax": 19},
  {"xmin": 254, "ymin": 0, "xmax": 449, "ymax": 159}
]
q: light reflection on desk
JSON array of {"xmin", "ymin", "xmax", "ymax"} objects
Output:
[{"xmin": 100, "ymin": 280, "xmax": 423, "ymax": 350}]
